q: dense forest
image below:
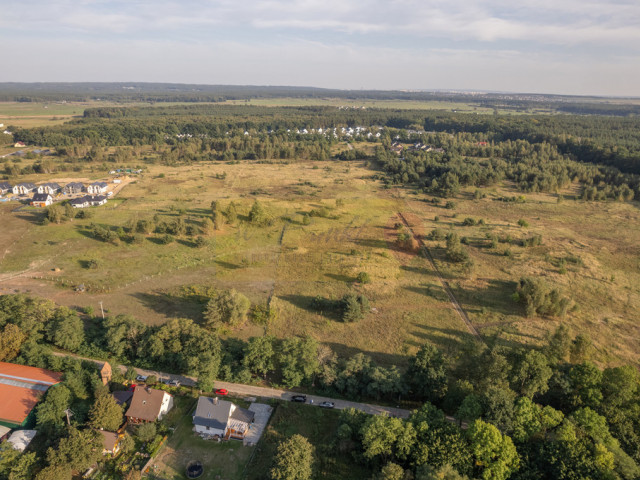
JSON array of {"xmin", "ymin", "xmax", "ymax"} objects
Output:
[{"xmin": 7, "ymin": 104, "xmax": 640, "ymax": 200}]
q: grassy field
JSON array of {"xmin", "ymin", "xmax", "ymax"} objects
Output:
[
  {"xmin": 0, "ymin": 153, "xmax": 639, "ymax": 365},
  {"xmin": 245, "ymin": 402, "xmax": 372, "ymax": 480}
]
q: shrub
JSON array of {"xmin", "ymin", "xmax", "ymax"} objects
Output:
[
  {"xmin": 445, "ymin": 201, "xmax": 456, "ymax": 209},
  {"xmin": 514, "ymin": 277, "xmax": 573, "ymax": 317},
  {"xmin": 518, "ymin": 219, "xmax": 529, "ymax": 227},
  {"xmin": 341, "ymin": 294, "xmax": 370, "ymax": 323},
  {"xmin": 158, "ymin": 234, "xmax": 174, "ymax": 244},
  {"xmin": 462, "ymin": 217, "xmax": 477, "ymax": 226},
  {"xmin": 445, "ymin": 233, "xmax": 469, "ymax": 263},
  {"xmin": 356, "ymin": 272, "xmax": 371, "ymax": 284},
  {"xmin": 429, "ymin": 228, "xmax": 446, "ymax": 240},
  {"xmin": 195, "ymin": 236, "xmax": 207, "ymax": 248},
  {"xmin": 204, "ymin": 289, "xmax": 251, "ymax": 328},
  {"xmin": 522, "ymin": 234, "xmax": 542, "ymax": 247}
]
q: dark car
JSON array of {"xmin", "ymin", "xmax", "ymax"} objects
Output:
[
  {"xmin": 291, "ymin": 395, "xmax": 307, "ymax": 403},
  {"xmin": 318, "ymin": 401, "xmax": 335, "ymax": 408}
]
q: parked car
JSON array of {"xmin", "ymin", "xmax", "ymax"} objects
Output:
[
  {"xmin": 135, "ymin": 375, "xmax": 148, "ymax": 382},
  {"xmin": 168, "ymin": 380, "xmax": 181, "ymax": 387},
  {"xmin": 291, "ymin": 395, "xmax": 307, "ymax": 403},
  {"xmin": 214, "ymin": 388, "xmax": 229, "ymax": 396},
  {"xmin": 318, "ymin": 401, "xmax": 335, "ymax": 408}
]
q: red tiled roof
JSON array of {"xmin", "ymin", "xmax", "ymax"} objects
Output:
[
  {"xmin": 0, "ymin": 361, "xmax": 63, "ymax": 385},
  {"xmin": 0, "ymin": 362, "xmax": 62, "ymax": 425},
  {"xmin": 0, "ymin": 384, "xmax": 43, "ymax": 424}
]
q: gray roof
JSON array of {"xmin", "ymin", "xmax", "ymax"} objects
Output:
[
  {"xmin": 193, "ymin": 396, "xmax": 232, "ymax": 430},
  {"xmin": 231, "ymin": 406, "xmax": 255, "ymax": 424},
  {"xmin": 65, "ymin": 182, "xmax": 84, "ymax": 188},
  {"xmin": 32, "ymin": 193, "xmax": 51, "ymax": 202},
  {"xmin": 41, "ymin": 183, "xmax": 60, "ymax": 189},
  {"xmin": 192, "ymin": 396, "xmax": 255, "ymax": 430},
  {"xmin": 17, "ymin": 183, "xmax": 36, "ymax": 189},
  {"xmin": 0, "ymin": 182, "xmax": 11, "ymax": 190},
  {"xmin": 91, "ymin": 182, "xmax": 108, "ymax": 187}
]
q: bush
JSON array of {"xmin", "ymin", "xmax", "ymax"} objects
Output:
[
  {"xmin": 158, "ymin": 234, "xmax": 174, "ymax": 244},
  {"xmin": 341, "ymin": 294, "xmax": 370, "ymax": 323},
  {"xmin": 86, "ymin": 258, "xmax": 100, "ymax": 269},
  {"xmin": 514, "ymin": 277, "xmax": 573, "ymax": 317},
  {"xmin": 429, "ymin": 228, "xmax": 446, "ymax": 240},
  {"xmin": 518, "ymin": 219, "xmax": 529, "ymax": 227},
  {"xmin": 195, "ymin": 236, "xmax": 207, "ymax": 248},
  {"xmin": 522, "ymin": 234, "xmax": 542, "ymax": 247},
  {"xmin": 445, "ymin": 201, "xmax": 456, "ymax": 209},
  {"xmin": 204, "ymin": 289, "xmax": 251, "ymax": 328},
  {"xmin": 445, "ymin": 233, "xmax": 469, "ymax": 263},
  {"xmin": 356, "ymin": 272, "xmax": 371, "ymax": 284},
  {"xmin": 462, "ymin": 217, "xmax": 477, "ymax": 226}
]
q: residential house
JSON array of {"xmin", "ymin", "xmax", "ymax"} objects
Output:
[
  {"xmin": 87, "ymin": 182, "xmax": 108, "ymax": 194},
  {"xmin": 63, "ymin": 182, "xmax": 85, "ymax": 194},
  {"xmin": 12, "ymin": 183, "xmax": 36, "ymax": 195},
  {"xmin": 89, "ymin": 195, "xmax": 107, "ymax": 206},
  {"xmin": 37, "ymin": 183, "xmax": 61, "ymax": 195},
  {"xmin": 112, "ymin": 390, "xmax": 133, "ymax": 407},
  {"xmin": 100, "ymin": 362, "xmax": 112, "ymax": 386},
  {"xmin": 125, "ymin": 386, "xmax": 173, "ymax": 423},
  {"xmin": 70, "ymin": 196, "xmax": 90, "ymax": 208},
  {"xmin": 0, "ymin": 182, "xmax": 11, "ymax": 195},
  {"xmin": 192, "ymin": 396, "xmax": 255, "ymax": 440},
  {"xmin": 0, "ymin": 362, "xmax": 62, "ymax": 428},
  {"xmin": 13, "ymin": 142, "xmax": 26, "ymax": 148},
  {"xmin": 7, "ymin": 430, "xmax": 37, "ymax": 452},
  {"xmin": 99, "ymin": 430, "xmax": 123, "ymax": 455},
  {"xmin": 30, "ymin": 193, "xmax": 52, "ymax": 207}
]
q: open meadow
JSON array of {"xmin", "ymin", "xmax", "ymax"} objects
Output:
[{"xmin": 1, "ymin": 153, "xmax": 639, "ymax": 366}]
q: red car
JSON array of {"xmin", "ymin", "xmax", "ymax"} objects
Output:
[{"xmin": 214, "ymin": 388, "xmax": 229, "ymax": 396}]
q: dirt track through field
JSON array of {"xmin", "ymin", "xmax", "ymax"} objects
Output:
[{"xmin": 396, "ymin": 211, "xmax": 483, "ymax": 341}]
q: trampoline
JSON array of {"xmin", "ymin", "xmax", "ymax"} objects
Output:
[{"xmin": 186, "ymin": 460, "xmax": 204, "ymax": 479}]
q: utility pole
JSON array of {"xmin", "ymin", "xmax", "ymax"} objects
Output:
[
  {"xmin": 99, "ymin": 301, "xmax": 105, "ymax": 320},
  {"xmin": 64, "ymin": 408, "xmax": 74, "ymax": 426}
]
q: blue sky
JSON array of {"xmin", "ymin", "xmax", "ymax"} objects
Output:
[{"xmin": 1, "ymin": 0, "xmax": 639, "ymax": 96}]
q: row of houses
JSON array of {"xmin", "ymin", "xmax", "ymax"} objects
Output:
[
  {"xmin": 0, "ymin": 181, "xmax": 108, "ymax": 196},
  {"xmin": 29, "ymin": 193, "xmax": 108, "ymax": 208}
]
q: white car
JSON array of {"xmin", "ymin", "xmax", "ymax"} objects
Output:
[{"xmin": 135, "ymin": 375, "xmax": 148, "ymax": 382}]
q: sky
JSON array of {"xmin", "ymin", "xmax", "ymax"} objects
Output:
[{"xmin": 1, "ymin": 0, "xmax": 639, "ymax": 96}]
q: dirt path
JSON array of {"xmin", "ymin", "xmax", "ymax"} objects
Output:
[{"xmin": 396, "ymin": 211, "xmax": 482, "ymax": 340}]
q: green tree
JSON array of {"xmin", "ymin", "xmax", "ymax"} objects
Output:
[
  {"xmin": 103, "ymin": 314, "xmax": 147, "ymax": 359},
  {"xmin": 543, "ymin": 325, "xmax": 572, "ymax": 364},
  {"xmin": 279, "ymin": 336, "xmax": 319, "ymax": 388},
  {"xmin": 416, "ymin": 464, "xmax": 469, "ymax": 480},
  {"xmin": 570, "ymin": 334, "xmax": 593, "ymax": 363},
  {"xmin": 7, "ymin": 452, "xmax": 37, "ymax": 480},
  {"xmin": 374, "ymin": 462, "xmax": 406, "ymax": 480},
  {"xmin": 204, "ymin": 289, "xmax": 251, "ymax": 328},
  {"xmin": 457, "ymin": 394, "xmax": 483, "ymax": 425},
  {"xmin": 341, "ymin": 293, "xmax": 369, "ymax": 323},
  {"xmin": 47, "ymin": 428, "xmax": 103, "ymax": 472},
  {"xmin": 0, "ymin": 323, "xmax": 26, "ymax": 361},
  {"xmin": 243, "ymin": 336, "xmax": 276, "ymax": 378},
  {"xmin": 36, "ymin": 384, "xmax": 72, "ymax": 435},
  {"xmin": 89, "ymin": 392, "xmax": 124, "ymax": 431},
  {"xmin": 511, "ymin": 349, "xmax": 552, "ymax": 398},
  {"xmin": 467, "ymin": 420, "xmax": 519, "ymax": 480},
  {"xmin": 407, "ymin": 344, "xmax": 448, "ymax": 402},
  {"xmin": 249, "ymin": 200, "xmax": 274, "ymax": 226},
  {"xmin": 225, "ymin": 201, "xmax": 238, "ymax": 224},
  {"xmin": 34, "ymin": 465, "xmax": 71, "ymax": 480},
  {"xmin": 511, "ymin": 397, "xmax": 542, "ymax": 443},
  {"xmin": 356, "ymin": 271, "xmax": 371, "ymax": 284},
  {"xmin": 271, "ymin": 434, "xmax": 315, "ymax": 480},
  {"xmin": 361, "ymin": 414, "xmax": 404, "ymax": 462},
  {"xmin": 46, "ymin": 307, "xmax": 84, "ymax": 352},
  {"xmin": 0, "ymin": 442, "xmax": 20, "ymax": 479},
  {"xmin": 514, "ymin": 277, "xmax": 572, "ymax": 318},
  {"xmin": 136, "ymin": 423, "xmax": 157, "ymax": 443}
]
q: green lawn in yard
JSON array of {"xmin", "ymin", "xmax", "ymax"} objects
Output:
[
  {"xmin": 154, "ymin": 396, "xmax": 254, "ymax": 480},
  {"xmin": 245, "ymin": 402, "xmax": 372, "ymax": 480}
]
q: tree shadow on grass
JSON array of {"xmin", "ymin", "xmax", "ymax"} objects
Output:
[
  {"xmin": 215, "ymin": 260, "xmax": 243, "ymax": 270},
  {"xmin": 404, "ymin": 285, "xmax": 450, "ymax": 303},
  {"xmin": 278, "ymin": 294, "xmax": 341, "ymax": 321},
  {"xmin": 14, "ymin": 211, "xmax": 44, "ymax": 225},
  {"xmin": 452, "ymin": 279, "xmax": 522, "ymax": 318},
  {"xmin": 131, "ymin": 291, "xmax": 204, "ymax": 322},
  {"xmin": 324, "ymin": 273, "xmax": 354, "ymax": 283},
  {"xmin": 323, "ymin": 342, "xmax": 410, "ymax": 369},
  {"xmin": 354, "ymin": 238, "xmax": 390, "ymax": 250}
]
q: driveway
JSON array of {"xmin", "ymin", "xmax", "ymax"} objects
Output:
[{"xmin": 244, "ymin": 403, "xmax": 272, "ymax": 446}]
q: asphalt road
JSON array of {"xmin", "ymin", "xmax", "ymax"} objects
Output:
[{"xmin": 53, "ymin": 352, "xmax": 412, "ymax": 418}]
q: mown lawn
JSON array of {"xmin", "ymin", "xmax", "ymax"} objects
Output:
[
  {"xmin": 153, "ymin": 396, "xmax": 253, "ymax": 480},
  {"xmin": 245, "ymin": 401, "xmax": 372, "ymax": 480}
]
